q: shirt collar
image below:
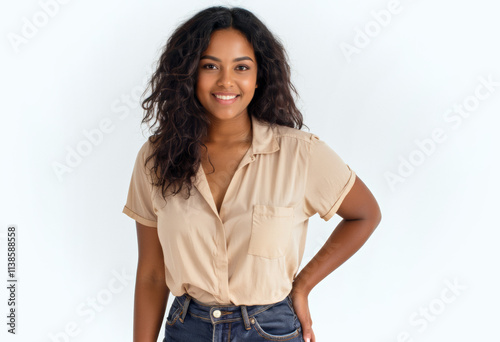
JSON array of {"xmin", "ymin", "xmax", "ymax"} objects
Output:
[{"xmin": 250, "ymin": 115, "xmax": 280, "ymax": 155}]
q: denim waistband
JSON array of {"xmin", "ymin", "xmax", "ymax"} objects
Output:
[{"xmin": 174, "ymin": 293, "xmax": 292, "ymax": 330}]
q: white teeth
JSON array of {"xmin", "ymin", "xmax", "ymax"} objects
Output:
[{"xmin": 214, "ymin": 94, "xmax": 237, "ymax": 100}]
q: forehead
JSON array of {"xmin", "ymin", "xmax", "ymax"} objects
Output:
[{"xmin": 202, "ymin": 28, "xmax": 255, "ymax": 58}]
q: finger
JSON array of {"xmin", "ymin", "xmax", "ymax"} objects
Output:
[
  {"xmin": 304, "ymin": 329, "xmax": 316, "ymax": 342},
  {"xmin": 303, "ymin": 327, "xmax": 314, "ymax": 342}
]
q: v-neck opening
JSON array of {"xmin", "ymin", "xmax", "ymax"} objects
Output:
[{"xmin": 198, "ymin": 142, "xmax": 254, "ymax": 219}]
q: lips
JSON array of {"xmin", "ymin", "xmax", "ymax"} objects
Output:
[
  {"xmin": 212, "ymin": 93, "xmax": 239, "ymax": 104},
  {"xmin": 213, "ymin": 93, "xmax": 239, "ymax": 99}
]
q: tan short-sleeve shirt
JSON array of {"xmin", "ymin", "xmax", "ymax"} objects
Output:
[{"xmin": 122, "ymin": 115, "xmax": 356, "ymax": 305}]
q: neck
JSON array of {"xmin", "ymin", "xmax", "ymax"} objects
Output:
[{"xmin": 203, "ymin": 113, "xmax": 252, "ymax": 146}]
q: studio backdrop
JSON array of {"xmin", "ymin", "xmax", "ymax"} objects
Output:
[{"xmin": 1, "ymin": 0, "xmax": 499, "ymax": 341}]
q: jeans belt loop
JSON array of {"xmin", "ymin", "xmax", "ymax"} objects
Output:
[
  {"xmin": 179, "ymin": 294, "xmax": 191, "ymax": 323},
  {"xmin": 240, "ymin": 305, "xmax": 251, "ymax": 330}
]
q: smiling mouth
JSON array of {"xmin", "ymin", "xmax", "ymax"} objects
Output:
[
  {"xmin": 213, "ymin": 94, "xmax": 239, "ymax": 100},
  {"xmin": 212, "ymin": 94, "xmax": 240, "ymax": 105}
]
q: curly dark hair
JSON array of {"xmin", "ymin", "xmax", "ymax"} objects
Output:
[{"xmin": 140, "ymin": 5, "xmax": 308, "ymax": 201}]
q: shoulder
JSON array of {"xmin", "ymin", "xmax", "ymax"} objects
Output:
[
  {"xmin": 272, "ymin": 124, "xmax": 318, "ymax": 145},
  {"xmin": 140, "ymin": 136, "xmax": 160, "ymax": 154},
  {"xmin": 135, "ymin": 136, "xmax": 159, "ymax": 167},
  {"xmin": 273, "ymin": 125, "xmax": 322, "ymax": 151},
  {"xmin": 271, "ymin": 124, "xmax": 338, "ymax": 158}
]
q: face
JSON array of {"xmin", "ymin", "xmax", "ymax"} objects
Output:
[{"xmin": 196, "ymin": 28, "xmax": 258, "ymax": 121}]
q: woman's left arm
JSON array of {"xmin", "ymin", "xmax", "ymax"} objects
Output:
[{"xmin": 291, "ymin": 175, "xmax": 382, "ymax": 342}]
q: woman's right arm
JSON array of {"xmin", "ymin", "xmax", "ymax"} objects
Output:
[{"xmin": 134, "ymin": 221, "xmax": 170, "ymax": 342}]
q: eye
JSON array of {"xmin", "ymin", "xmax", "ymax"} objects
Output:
[
  {"xmin": 201, "ymin": 64, "xmax": 251, "ymax": 71},
  {"xmin": 202, "ymin": 63, "xmax": 217, "ymax": 70}
]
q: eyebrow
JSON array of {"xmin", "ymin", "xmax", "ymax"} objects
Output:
[{"xmin": 200, "ymin": 55, "xmax": 255, "ymax": 63}]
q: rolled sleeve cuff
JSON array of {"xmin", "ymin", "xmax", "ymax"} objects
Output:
[
  {"xmin": 122, "ymin": 205, "xmax": 157, "ymax": 228},
  {"xmin": 320, "ymin": 166, "xmax": 356, "ymax": 222}
]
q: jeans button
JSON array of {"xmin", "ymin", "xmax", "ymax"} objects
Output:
[{"xmin": 213, "ymin": 309, "xmax": 221, "ymax": 318}]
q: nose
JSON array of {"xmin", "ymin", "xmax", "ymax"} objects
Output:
[{"xmin": 217, "ymin": 68, "xmax": 233, "ymax": 88}]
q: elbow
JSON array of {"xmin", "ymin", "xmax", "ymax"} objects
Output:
[
  {"xmin": 374, "ymin": 206, "xmax": 382, "ymax": 224},
  {"xmin": 368, "ymin": 195, "xmax": 382, "ymax": 226},
  {"xmin": 361, "ymin": 203, "xmax": 382, "ymax": 232},
  {"xmin": 370, "ymin": 207, "xmax": 382, "ymax": 231}
]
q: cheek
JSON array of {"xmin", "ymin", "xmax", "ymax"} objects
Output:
[
  {"xmin": 196, "ymin": 81, "xmax": 210, "ymax": 101},
  {"xmin": 196, "ymin": 74, "xmax": 210, "ymax": 90},
  {"xmin": 241, "ymin": 77, "xmax": 258, "ymax": 93}
]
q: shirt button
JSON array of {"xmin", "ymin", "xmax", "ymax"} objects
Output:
[
  {"xmin": 213, "ymin": 310, "xmax": 221, "ymax": 318},
  {"xmin": 251, "ymin": 155, "xmax": 255, "ymax": 161}
]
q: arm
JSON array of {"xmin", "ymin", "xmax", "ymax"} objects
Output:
[
  {"xmin": 134, "ymin": 222, "xmax": 170, "ymax": 342},
  {"xmin": 291, "ymin": 175, "xmax": 382, "ymax": 342}
]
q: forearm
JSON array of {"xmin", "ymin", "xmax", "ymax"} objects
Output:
[
  {"xmin": 133, "ymin": 277, "xmax": 170, "ymax": 342},
  {"xmin": 292, "ymin": 218, "xmax": 379, "ymax": 295}
]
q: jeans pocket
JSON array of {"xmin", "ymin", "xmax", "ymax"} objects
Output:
[
  {"xmin": 165, "ymin": 298, "xmax": 183, "ymax": 326},
  {"xmin": 250, "ymin": 301, "xmax": 300, "ymax": 341}
]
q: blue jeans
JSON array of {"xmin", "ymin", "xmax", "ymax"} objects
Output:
[{"xmin": 162, "ymin": 292, "xmax": 305, "ymax": 341}]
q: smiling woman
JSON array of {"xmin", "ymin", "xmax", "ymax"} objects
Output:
[
  {"xmin": 195, "ymin": 28, "xmax": 259, "ymax": 122},
  {"xmin": 122, "ymin": 5, "xmax": 381, "ymax": 342}
]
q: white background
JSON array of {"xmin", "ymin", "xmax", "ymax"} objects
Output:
[{"xmin": 1, "ymin": 0, "xmax": 499, "ymax": 341}]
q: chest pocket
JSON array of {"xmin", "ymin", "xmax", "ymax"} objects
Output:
[{"xmin": 248, "ymin": 205, "xmax": 294, "ymax": 259}]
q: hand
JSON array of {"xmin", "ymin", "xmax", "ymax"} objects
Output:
[{"xmin": 290, "ymin": 289, "xmax": 316, "ymax": 342}]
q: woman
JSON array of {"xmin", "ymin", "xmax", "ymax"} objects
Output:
[{"xmin": 122, "ymin": 6, "xmax": 381, "ymax": 342}]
